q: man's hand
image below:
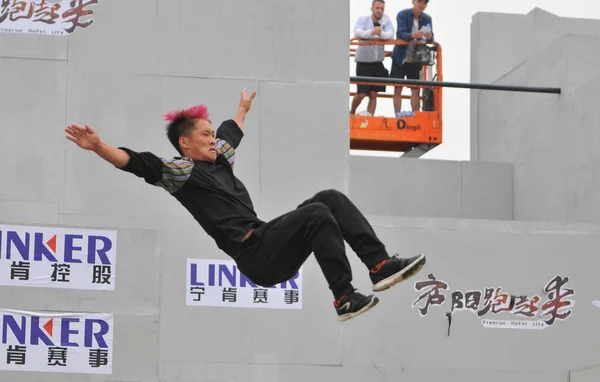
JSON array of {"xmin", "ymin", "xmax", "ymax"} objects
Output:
[
  {"xmin": 65, "ymin": 123, "xmax": 130, "ymax": 168},
  {"xmin": 412, "ymin": 31, "xmax": 424, "ymax": 39},
  {"xmin": 65, "ymin": 124, "xmax": 100, "ymax": 151},
  {"xmin": 371, "ymin": 26, "xmax": 382, "ymax": 36},
  {"xmin": 238, "ymin": 88, "xmax": 256, "ymax": 113},
  {"xmin": 235, "ymin": 88, "xmax": 256, "ymax": 131}
]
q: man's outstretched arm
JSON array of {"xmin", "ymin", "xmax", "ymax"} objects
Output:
[
  {"xmin": 233, "ymin": 88, "xmax": 256, "ymax": 132},
  {"xmin": 66, "ymin": 123, "xmax": 192, "ymax": 193},
  {"xmin": 212, "ymin": 88, "xmax": 257, "ymax": 168},
  {"xmin": 65, "ymin": 124, "xmax": 129, "ymax": 168}
]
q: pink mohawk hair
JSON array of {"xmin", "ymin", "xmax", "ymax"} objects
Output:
[{"xmin": 163, "ymin": 104, "xmax": 210, "ymax": 122}]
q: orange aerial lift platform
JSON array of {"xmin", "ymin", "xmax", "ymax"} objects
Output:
[{"xmin": 348, "ymin": 38, "xmax": 561, "ymax": 158}]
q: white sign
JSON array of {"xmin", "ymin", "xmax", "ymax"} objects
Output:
[
  {"xmin": 412, "ymin": 273, "xmax": 575, "ymax": 328},
  {"xmin": 186, "ymin": 259, "xmax": 303, "ymax": 309},
  {"xmin": 0, "ymin": 224, "xmax": 117, "ymax": 291},
  {"xmin": 0, "ymin": 309, "xmax": 113, "ymax": 374},
  {"xmin": 481, "ymin": 319, "xmax": 548, "ymax": 330},
  {"xmin": 0, "ymin": 0, "xmax": 98, "ymax": 36}
]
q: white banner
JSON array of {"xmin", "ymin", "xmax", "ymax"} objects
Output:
[
  {"xmin": 186, "ymin": 259, "xmax": 303, "ymax": 310},
  {"xmin": 0, "ymin": 225, "xmax": 117, "ymax": 291},
  {"xmin": 0, "ymin": 0, "xmax": 98, "ymax": 36},
  {"xmin": 0, "ymin": 309, "xmax": 113, "ymax": 374}
]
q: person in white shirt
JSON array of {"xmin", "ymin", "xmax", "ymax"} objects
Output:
[{"xmin": 350, "ymin": 0, "xmax": 394, "ymax": 116}]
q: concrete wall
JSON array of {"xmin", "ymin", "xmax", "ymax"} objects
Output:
[
  {"xmin": 571, "ymin": 365, "xmax": 600, "ymax": 382},
  {"xmin": 0, "ymin": 0, "xmax": 350, "ymax": 381},
  {"xmin": 349, "ymin": 156, "xmax": 514, "ymax": 220},
  {"xmin": 3, "ymin": 216, "xmax": 598, "ymax": 382},
  {"xmin": 1, "ymin": 1, "xmax": 599, "ymax": 382},
  {"xmin": 471, "ymin": 8, "xmax": 600, "ymax": 225},
  {"xmin": 0, "ymin": 225, "xmax": 162, "ymax": 381},
  {"xmin": 335, "ymin": 215, "xmax": 600, "ymax": 382}
]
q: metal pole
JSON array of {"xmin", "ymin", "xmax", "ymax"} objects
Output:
[{"xmin": 350, "ymin": 76, "xmax": 562, "ymax": 94}]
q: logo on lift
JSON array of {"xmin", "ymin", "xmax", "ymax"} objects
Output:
[{"xmin": 396, "ymin": 119, "xmax": 421, "ymax": 131}]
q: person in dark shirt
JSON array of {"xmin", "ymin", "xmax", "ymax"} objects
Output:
[{"xmin": 64, "ymin": 89, "xmax": 426, "ymax": 322}]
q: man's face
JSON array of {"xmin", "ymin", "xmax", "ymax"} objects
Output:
[
  {"xmin": 371, "ymin": 1, "xmax": 384, "ymax": 20},
  {"xmin": 412, "ymin": 0, "xmax": 428, "ymax": 16},
  {"xmin": 179, "ymin": 119, "xmax": 217, "ymax": 162}
]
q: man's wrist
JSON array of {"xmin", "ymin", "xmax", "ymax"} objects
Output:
[
  {"xmin": 236, "ymin": 108, "xmax": 247, "ymax": 118},
  {"xmin": 92, "ymin": 141, "xmax": 106, "ymax": 154}
]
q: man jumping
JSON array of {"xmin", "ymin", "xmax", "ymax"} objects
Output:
[{"xmin": 64, "ymin": 89, "xmax": 426, "ymax": 322}]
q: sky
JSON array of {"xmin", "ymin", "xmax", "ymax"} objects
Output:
[{"xmin": 348, "ymin": 0, "xmax": 600, "ymax": 161}]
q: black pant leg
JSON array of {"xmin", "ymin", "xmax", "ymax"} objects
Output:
[
  {"xmin": 297, "ymin": 189, "xmax": 390, "ymax": 269},
  {"xmin": 235, "ymin": 202, "xmax": 355, "ymax": 300}
]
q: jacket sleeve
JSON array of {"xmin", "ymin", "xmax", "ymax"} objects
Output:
[
  {"xmin": 396, "ymin": 10, "xmax": 413, "ymax": 41},
  {"xmin": 215, "ymin": 119, "xmax": 243, "ymax": 168},
  {"xmin": 354, "ymin": 16, "xmax": 374, "ymax": 39},
  {"xmin": 117, "ymin": 147, "xmax": 194, "ymax": 193},
  {"xmin": 381, "ymin": 16, "xmax": 394, "ymax": 40}
]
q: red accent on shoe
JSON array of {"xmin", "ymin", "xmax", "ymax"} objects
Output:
[
  {"xmin": 334, "ymin": 296, "xmax": 347, "ymax": 307},
  {"xmin": 369, "ymin": 259, "xmax": 388, "ymax": 273}
]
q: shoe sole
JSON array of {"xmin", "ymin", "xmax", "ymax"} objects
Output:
[
  {"xmin": 372, "ymin": 253, "xmax": 426, "ymax": 292},
  {"xmin": 337, "ymin": 296, "xmax": 379, "ymax": 322}
]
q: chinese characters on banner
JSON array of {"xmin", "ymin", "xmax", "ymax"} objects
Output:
[
  {"xmin": 186, "ymin": 259, "xmax": 303, "ymax": 310},
  {"xmin": 0, "ymin": 0, "xmax": 99, "ymax": 36},
  {"xmin": 412, "ymin": 273, "xmax": 575, "ymax": 329},
  {"xmin": 0, "ymin": 224, "xmax": 117, "ymax": 291},
  {"xmin": 0, "ymin": 309, "xmax": 113, "ymax": 374}
]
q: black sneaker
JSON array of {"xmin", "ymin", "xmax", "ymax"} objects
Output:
[
  {"xmin": 369, "ymin": 253, "xmax": 426, "ymax": 292},
  {"xmin": 334, "ymin": 290, "xmax": 379, "ymax": 322}
]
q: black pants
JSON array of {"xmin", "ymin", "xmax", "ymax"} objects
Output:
[{"xmin": 235, "ymin": 189, "xmax": 390, "ymax": 299}]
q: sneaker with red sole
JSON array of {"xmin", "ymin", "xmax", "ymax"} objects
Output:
[{"xmin": 369, "ymin": 253, "xmax": 426, "ymax": 292}]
